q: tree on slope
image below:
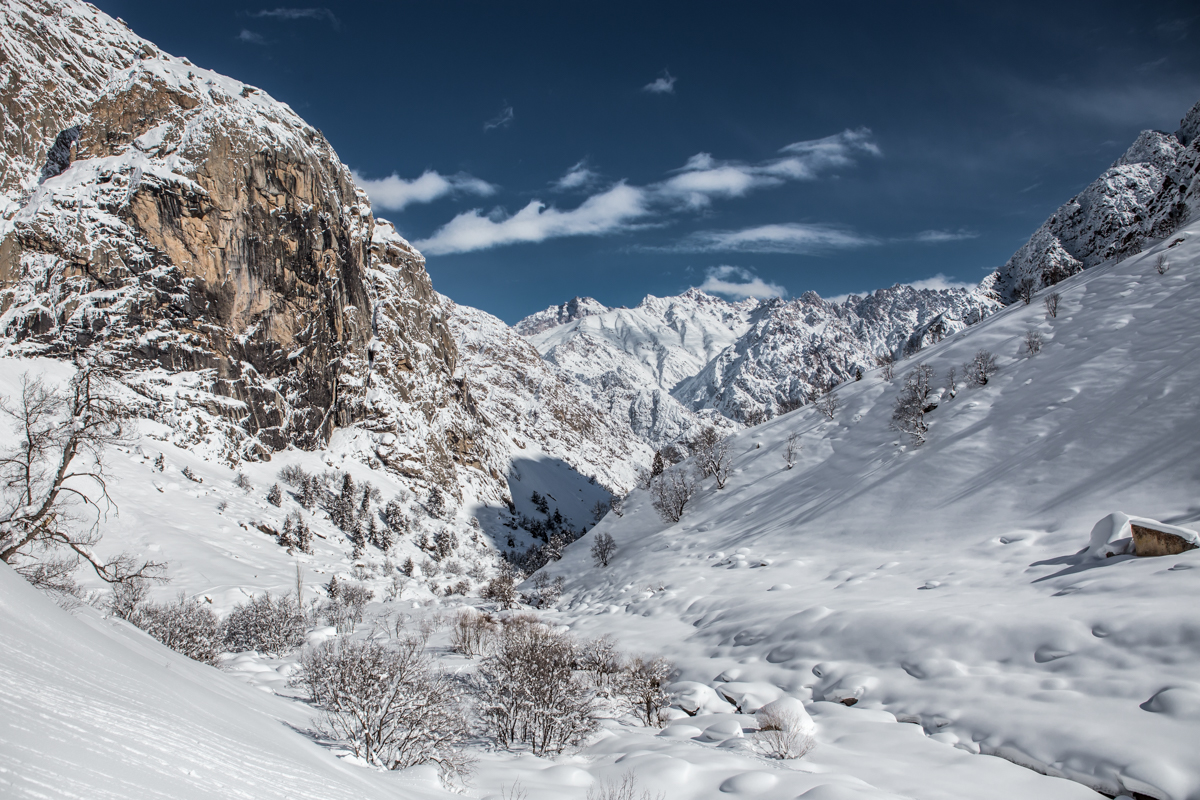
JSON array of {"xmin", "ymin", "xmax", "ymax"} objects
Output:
[
  {"xmin": 891, "ymin": 364, "xmax": 935, "ymax": 445},
  {"xmin": 0, "ymin": 364, "xmax": 165, "ymax": 591}
]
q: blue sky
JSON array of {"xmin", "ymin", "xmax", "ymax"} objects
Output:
[{"xmin": 101, "ymin": 1, "xmax": 1200, "ymax": 323}]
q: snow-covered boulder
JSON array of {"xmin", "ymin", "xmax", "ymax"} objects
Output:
[{"xmin": 1085, "ymin": 512, "xmax": 1199, "ymax": 559}]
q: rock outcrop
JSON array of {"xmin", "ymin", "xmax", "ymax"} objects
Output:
[{"xmin": 992, "ymin": 100, "xmax": 1200, "ymax": 302}]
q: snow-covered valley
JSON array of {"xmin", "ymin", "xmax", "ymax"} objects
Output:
[{"xmin": 3, "ymin": 1, "xmax": 1200, "ymax": 799}]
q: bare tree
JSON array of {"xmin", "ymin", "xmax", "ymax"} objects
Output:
[
  {"xmin": 1024, "ymin": 329, "xmax": 1043, "ymax": 355},
  {"xmin": 688, "ymin": 426, "xmax": 731, "ymax": 488},
  {"xmin": 450, "ymin": 608, "xmax": 496, "ymax": 657},
  {"xmin": 608, "ymin": 495, "xmax": 625, "ymax": 518},
  {"xmin": 297, "ymin": 635, "xmax": 472, "ymax": 781},
  {"xmin": 875, "ymin": 352, "xmax": 896, "ymax": 381},
  {"xmin": 590, "ymin": 531, "xmax": 617, "ymax": 567},
  {"xmin": 591, "ymin": 500, "xmax": 609, "ymax": 522},
  {"xmin": 482, "ymin": 562, "xmax": 522, "ymax": 609},
  {"xmin": 964, "ymin": 350, "xmax": 998, "ymax": 386},
  {"xmin": 1043, "ymin": 291, "xmax": 1060, "ymax": 318},
  {"xmin": 0, "ymin": 366, "xmax": 165, "ymax": 591},
  {"xmin": 1016, "ymin": 276, "xmax": 1037, "ymax": 304},
  {"xmin": 1156, "ymin": 254, "xmax": 1170, "ymax": 275},
  {"xmin": 945, "ymin": 366, "xmax": 957, "ymax": 400},
  {"xmin": 784, "ymin": 431, "xmax": 801, "ymax": 470},
  {"xmin": 650, "ymin": 467, "xmax": 697, "ymax": 523},
  {"xmin": 777, "ymin": 396, "xmax": 804, "ymax": 415},
  {"xmin": 816, "ymin": 390, "xmax": 838, "ymax": 421},
  {"xmin": 619, "ymin": 656, "xmax": 673, "ymax": 727},
  {"xmin": 891, "ymin": 364, "xmax": 935, "ymax": 445}
]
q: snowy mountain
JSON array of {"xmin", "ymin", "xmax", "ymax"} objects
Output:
[
  {"xmin": 524, "ymin": 289, "xmax": 755, "ymax": 447},
  {"xmin": 992, "ymin": 100, "xmax": 1200, "ymax": 302},
  {"xmin": 520, "ymin": 284, "xmax": 999, "ymax": 431},
  {"xmin": 674, "ymin": 284, "xmax": 1000, "ymax": 422},
  {"xmin": 555, "ymin": 219, "xmax": 1200, "ymax": 799}
]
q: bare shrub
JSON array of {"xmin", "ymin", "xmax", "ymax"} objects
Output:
[
  {"xmin": 1156, "ymin": 254, "xmax": 1170, "ymax": 275},
  {"xmin": 297, "ymin": 636, "xmax": 472, "ymax": 780},
  {"xmin": 450, "ymin": 609, "xmax": 496, "ymax": 657},
  {"xmin": 322, "ymin": 582, "xmax": 373, "ymax": 634},
  {"xmin": 111, "ymin": 584, "xmax": 223, "ymax": 666},
  {"xmin": 875, "ymin": 352, "xmax": 896, "ymax": 381},
  {"xmin": 234, "ymin": 472, "xmax": 253, "ymax": 492},
  {"xmin": 1043, "ymin": 292, "xmax": 1060, "ymax": 318},
  {"xmin": 277, "ymin": 464, "xmax": 309, "ymax": 486},
  {"xmin": 891, "ymin": 364, "xmax": 935, "ymax": 446},
  {"xmin": 476, "ymin": 617, "xmax": 597, "ymax": 755},
  {"xmin": 591, "ymin": 500, "xmax": 609, "ymax": 522},
  {"xmin": 579, "ymin": 635, "xmax": 625, "ymax": 694},
  {"xmin": 609, "ymin": 495, "xmax": 625, "ymax": 518},
  {"xmin": 815, "ymin": 390, "xmax": 838, "ymax": 421},
  {"xmin": 590, "ymin": 531, "xmax": 617, "ymax": 567},
  {"xmin": 755, "ymin": 707, "xmax": 815, "ymax": 760},
  {"xmin": 742, "ymin": 406, "xmax": 768, "ymax": 426},
  {"xmin": 223, "ymin": 592, "xmax": 307, "ymax": 656},
  {"xmin": 620, "ymin": 656, "xmax": 673, "ymax": 727},
  {"xmin": 784, "ymin": 431, "xmax": 801, "ymax": 470},
  {"xmin": 528, "ymin": 572, "xmax": 565, "ymax": 608},
  {"xmin": 482, "ymin": 562, "xmax": 521, "ymax": 609},
  {"xmin": 964, "ymin": 349, "xmax": 998, "ymax": 386},
  {"xmin": 776, "ymin": 396, "xmax": 804, "ymax": 415},
  {"xmin": 650, "ymin": 467, "xmax": 697, "ymax": 523},
  {"xmin": 689, "ymin": 426, "xmax": 731, "ymax": 488},
  {"xmin": 1024, "ymin": 329, "xmax": 1043, "ymax": 355},
  {"xmin": 945, "ymin": 366, "xmax": 957, "ymax": 400},
  {"xmin": 0, "ymin": 368, "xmax": 165, "ymax": 590},
  {"xmin": 587, "ymin": 772, "xmax": 664, "ymax": 800}
]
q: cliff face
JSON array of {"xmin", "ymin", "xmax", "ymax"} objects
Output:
[
  {"xmin": 0, "ymin": 0, "xmax": 462, "ymax": 486},
  {"xmin": 993, "ymin": 100, "xmax": 1200, "ymax": 301}
]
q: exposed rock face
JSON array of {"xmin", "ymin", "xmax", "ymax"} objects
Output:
[
  {"xmin": 993, "ymin": 100, "xmax": 1200, "ymax": 302},
  {"xmin": 0, "ymin": 0, "xmax": 490, "ymax": 514}
]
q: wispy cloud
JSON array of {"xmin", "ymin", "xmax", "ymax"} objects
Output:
[
  {"xmin": 643, "ymin": 70, "xmax": 677, "ymax": 94},
  {"xmin": 237, "ymin": 29, "xmax": 267, "ymax": 45},
  {"xmin": 484, "ymin": 105, "xmax": 515, "ymax": 131},
  {"xmin": 415, "ymin": 128, "xmax": 880, "ymax": 254},
  {"xmin": 251, "ymin": 7, "xmax": 340, "ymax": 28},
  {"xmin": 907, "ymin": 273, "xmax": 976, "ymax": 291},
  {"xmin": 415, "ymin": 183, "xmax": 647, "ymax": 255},
  {"xmin": 654, "ymin": 128, "xmax": 880, "ymax": 208},
  {"xmin": 697, "ymin": 266, "xmax": 786, "ymax": 300},
  {"xmin": 914, "ymin": 229, "xmax": 979, "ymax": 243},
  {"xmin": 676, "ymin": 223, "xmax": 876, "ymax": 254},
  {"xmin": 352, "ymin": 170, "xmax": 496, "ymax": 212},
  {"xmin": 553, "ymin": 160, "xmax": 598, "ymax": 191}
]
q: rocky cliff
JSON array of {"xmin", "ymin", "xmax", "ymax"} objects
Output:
[{"xmin": 992, "ymin": 100, "xmax": 1200, "ymax": 301}]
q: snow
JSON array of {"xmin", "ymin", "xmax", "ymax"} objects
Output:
[{"xmin": 542, "ymin": 221, "xmax": 1200, "ymax": 799}]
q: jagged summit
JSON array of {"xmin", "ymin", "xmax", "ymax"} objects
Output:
[
  {"xmin": 992, "ymin": 98, "xmax": 1200, "ymax": 302},
  {"xmin": 512, "ymin": 295, "xmax": 609, "ymax": 336}
]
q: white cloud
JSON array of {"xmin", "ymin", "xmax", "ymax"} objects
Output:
[
  {"xmin": 415, "ymin": 183, "xmax": 648, "ymax": 255},
  {"xmin": 414, "ymin": 128, "xmax": 881, "ymax": 254},
  {"xmin": 678, "ymin": 223, "xmax": 876, "ymax": 254},
  {"xmin": 643, "ymin": 70, "xmax": 676, "ymax": 94},
  {"xmin": 697, "ymin": 266, "xmax": 787, "ymax": 300},
  {"xmin": 653, "ymin": 128, "xmax": 880, "ymax": 208},
  {"xmin": 484, "ymin": 105, "xmax": 515, "ymax": 131},
  {"xmin": 352, "ymin": 170, "xmax": 496, "ymax": 212},
  {"xmin": 907, "ymin": 273, "xmax": 976, "ymax": 291},
  {"xmin": 237, "ymin": 29, "xmax": 267, "ymax": 44},
  {"xmin": 914, "ymin": 229, "xmax": 979, "ymax": 243},
  {"xmin": 251, "ymin": 7, "xmax": 340, "ymax": 27},
  {"xmin": 553, "ymin": 160, "xmax": 598, "ymax": 191}
]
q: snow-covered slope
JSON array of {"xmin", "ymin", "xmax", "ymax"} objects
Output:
[
  {"xmin": 0, "ymin": 561, "xmax": 442, "ymax": 800},
  {"xmin": 674, "ymin": 285, "xmax": 999, "ymax": 421},
  {"xmin": 549, "ymin": 221, "xmax": 1200, "ymax": 799},
  {"xmin": 993, "ymin": 100, "xmax": 1200, "ymax": 302}
]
